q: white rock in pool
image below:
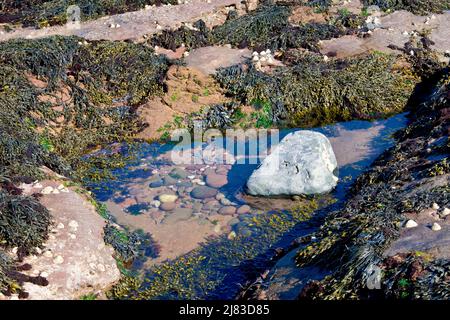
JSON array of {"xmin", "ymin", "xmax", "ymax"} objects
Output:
[{"xmin": 246, "ymin": 130, "xmax": 338, "ymax": 196}]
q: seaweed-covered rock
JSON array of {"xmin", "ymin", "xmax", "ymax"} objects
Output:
[
  {"xmin": 211, "ymin": 4, "xmax": 346, "ymax": 52},
  {"xmin": 0, "ymin": 36, "xmax": 169, "ymax": 180},
  {"xmin": 295, "ymin": 67, "xmax": 450, "ymax": 300},
  {"xmin": 215, "ymin": 52, "xmax": 417, "ymax": 127},
  {"xmin": 246, "ymin": 130, "xmax": 338, "ymax": 196}
]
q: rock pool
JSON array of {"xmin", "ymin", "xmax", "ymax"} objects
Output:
[{"xmin": 87, "ymin": 113, "xmax": 408, "ymax": 299}]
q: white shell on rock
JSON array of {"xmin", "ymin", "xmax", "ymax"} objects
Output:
[
  {"xmin": 405, "ymin": 220, "xmax": 418, "ymax": 228},
  {"xmin": 431, "ymin": 223, "xmax": 442, "ymax": 231},
  {"xmin": 246, "ymin": 131, "xmax": 338, "ymax": 196},
  {"xmin": 41, "ymin": 186, "xmax": 54, "ymax": 194},
  {"xmin": 441, "ymin": 208, "xmax": 450, "ymax": 217}
]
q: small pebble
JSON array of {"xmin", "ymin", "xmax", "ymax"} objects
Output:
[
  {"xmin": 432, "ymin": 203, "xmax": 440, "ymax": 210},
  {"xmin": 441, "ymin": 208, "xmax": 450, "ymax": 217},
  {"xmin": 41, "ymin": 186, "xmax": 54, "ymax": 195},
  {"xmin": 405, "ymin": 220, "xmax": 418, "ymax": 228},
  {"xmin": 43, "ymin": 251, "xmax": 53, "ymax": 258}
]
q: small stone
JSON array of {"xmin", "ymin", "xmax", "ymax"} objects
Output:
[
  {"xmin": 52, "ymin": 188, "xmax": 60, "ymax": 194},
  {"xmin": 219, "ymin": 206, "xmax": 236, "ymax": 215},
  {"xmin": 53, "ymin": 256, "xmax": 64, "ymax": 264},
  {"xmin": 35, "ymin": 247, "xmax": 42, "ymax": 254},
  {"xmin": 191, "ymin": 186, "xmax": 218, "ymax": 199},
  {"xmin": 149, "ymin": 180, "xmax": 164, "ymax": 188},
  {"xmin": 69, "ymin": 234, "xmax": 76, "ymax": 239},
  {"xmin": 237, "ymin": 205, "xmax": 251, "ymax": 215},
  {"xmin": 159, "ymin": 194, "xmax": 178, "ymax": 203},
  {"xmin": 43, "ymin": 251, "xmax": 53, "ymax": 258},
  {"xmin": 206, "ymin": 173, "xmax": 228, "ymax": 188},
  {"xmin": 220, "ymin": 198, "xmax": 232, "ymax": 206},
  {"xmin": 431, "ymin": 223, "xmax": 442, "ymax": 231},
  {"xmin": 405, "ymin": 220, "xmax": 418, "ymax": 228},
  {"xmin": 163, "ymin": 208, "xmax": 193, "ymax": 223},
  {"xmin": 159, "ymin": 202, "xmax": 176, "ymax": 211},
  {"xmin": 202, "ymin": 200, "xmax": 220, "ymax": 210},
  {"xmin": 163, "ymin": 176, "xmax": 177, "ymax": 186},
  {"xmin": 169, "ymin": 168, "xmax": 188, "ymax": 179},
  {"xmin": 11, "ymin": 247, "xmax": 18, "ymax": 255},
  {"xmin": 57, "ymin": 184, "xmax": 65, "ymax": 190},
  {"xmin": 214, "ymin": 224, "xmax": 221, "ymax": 233},
  {"xmin": 57, "ymin": 223, "xmax": 65, "ymax": 229},
  {"xmin": 40, "ymin": 272, "xmax": 49, "ymax": 278},
  {"xmin": 432, "ymin": 203, "xmax": 440, "ymax": 210}
]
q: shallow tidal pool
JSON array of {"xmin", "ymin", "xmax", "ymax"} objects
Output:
[{"xmin": 87, "ymin": 114, "xmax": 408, "ymax": 299}]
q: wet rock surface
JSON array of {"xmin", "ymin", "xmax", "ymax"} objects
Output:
[
  {"xmin": 185, "ymin": 46, "xmax": 252, "ymax": 74},
  {"xmin": 320, "ymin": 10, "xmax": 450, "ymax": 59}
]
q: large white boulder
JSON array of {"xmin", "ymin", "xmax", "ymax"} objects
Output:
[{"xmin": 246, "ymin": 130, "xmax": 338, "ymax": 196}]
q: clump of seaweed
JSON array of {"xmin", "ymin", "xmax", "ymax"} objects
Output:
[
  {"xmin": 0, "ymin": 191, "xmax": 51, "ymax": 255},
  {"xmin": 211, "ymin": 4, "xmax": 346, "ymax": 52},
  {"xmin": 104, "ymin": 223, "xmax": 160, "ymax": 264},
  {"xmin": 295, "ymin": 68, "xmax": 450, "ymax": 300},
  {"xmin": 149, "ymin": 20, "xmax": 211, "ymax": 51},
  {"xmin": 147, "ymin": 4, "xmax": 351, "ymax": 54},
  {"xmin": 363, "ymin": 0, "xmax": 450, "ymax": 15},
  {"xmin": 215, "ymin": 51, "xmax": 418, "ymax": 127},
  {"xmin": 186, "ymin": 103, "xmax": 241, "ymax": 129}
]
